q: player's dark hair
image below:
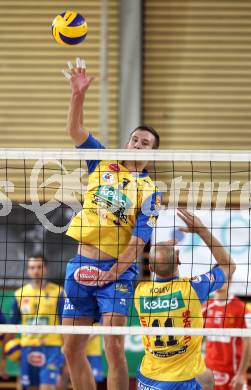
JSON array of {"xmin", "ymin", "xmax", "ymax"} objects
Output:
[
  {"xmin": 28, "ymin": 254, "xmax": 47, "ymax": 266},
  {"xmin": 130, "ymin": 125, "xmax": 160, "ymax": 149}
]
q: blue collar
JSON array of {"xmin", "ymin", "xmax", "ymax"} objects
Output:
[{"xmin": 154, "ymin": 276, "xmax": 179, "ymax": 283}]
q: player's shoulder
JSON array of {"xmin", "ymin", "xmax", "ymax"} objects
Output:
[
  {"xmin": 46, "ymin": 282, "xmax": 63, "ymax": 295},
  {"xmin": 15, "ymin": 283, "xmax": 31, "ymax": 296},
  {"xmin": 202, "ymin": 297, "xmax": 216, "ymax": 309},
  {"xmin": 138, "ymin": 175, "xmax": 158, "ymax": 191},
  {"xmin": 229, "ymin": 296, "xmax": 246, "ymax": 310},
  {"xmin": 135, "ymin": 281, "xmax": 150, "ymax": 295}
]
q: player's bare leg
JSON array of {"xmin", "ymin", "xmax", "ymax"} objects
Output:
[
  {"xmin": 103, "ymin": 313, "xmax": 128, "ymax": 390},
  {"xmin": 63, "ymin": 317, "xmax": 96, "ymax": 390}
]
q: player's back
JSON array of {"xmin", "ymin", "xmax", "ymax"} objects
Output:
[{"xmin": 134, "ymin": 277, "xmax": 206, "ymax": 382}]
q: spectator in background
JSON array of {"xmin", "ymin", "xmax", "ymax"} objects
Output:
[
  {"xmin": 204, "ymin": 280, "xmax": 250, "ymax": 390},
  {"xmin": 10, "ymin": 255, "xmax": 65, "ymax": 390}
]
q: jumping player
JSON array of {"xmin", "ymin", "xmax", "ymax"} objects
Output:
[{"xmin": 62, "ymin": 57, "xmax": 161, "ymax": 390}]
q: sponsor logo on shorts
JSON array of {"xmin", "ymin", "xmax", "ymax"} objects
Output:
[
  {"xmin": 47, "ymin": 363, "xmax": 56, "ymax": 370},
  {"xmin": 108, "ymin": 163, "xmax": 120, "ymax": 172},
  {"xmin": 74, "ymin": 265, "xmax": 100, "ymax": 286},
  {"xmin": 28, "ymin": 351, "xmax": 46, "ymax": 367},
  {"xmin": 140, "ymin": 291, "xmax": 185, "ymax": 313},
  {"xmin": 64, "ymin": 298, "xmax": 74, "ymax": 311},
  {"xmin": 21, "ymin": 375, "xmax": 30, "ymax": 386},
  {"xmin": 138, "ymin": 382, "xmax": 152, "ymax": 390},
  {"xmin": 115, "ymin": 283, "xmax": 129, "ymax": 293}
]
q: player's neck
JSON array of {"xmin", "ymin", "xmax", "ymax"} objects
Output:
[
  {"xmin": 155, "ymin": 270, "xmax": 179, "ymax": 280},
  {"xmin": 214, "ymin": 291, "xmax": 232, "ymax": 303},
  {"xmin": 31, "ymin": 280, "xmax": 47, "ymax": 289}
]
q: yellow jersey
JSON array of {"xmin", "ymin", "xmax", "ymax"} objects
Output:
[
  {"xmin": 134, "ymin": 267, "xmax": 225, "ymax": 382},
  {"xmin": 12, "ymin": 282, "xmax": 64, "ymax": 347},
  {"xmin": 134, "ymin": 278, "xmax": 206, "ymax": 382},
  {"xmin": 67, "ymin": 135, "xmax": 161, "ymax": 258},
  {"xmin": 85, "ymin": 335, "xmax": 102, "ymax": 357}
]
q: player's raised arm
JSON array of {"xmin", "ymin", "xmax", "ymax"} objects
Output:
[
  {"xmin": 63, "ymin": 57, "xmax": 94, "ymax": 146},
  {"xmin": 177, "ymin": 208, "xmax": 236, "ymax": 280}
]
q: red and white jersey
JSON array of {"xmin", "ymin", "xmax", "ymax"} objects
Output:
[{"xmin": 203, "ymin": 296, "xmax": 250, "ymax": 374}]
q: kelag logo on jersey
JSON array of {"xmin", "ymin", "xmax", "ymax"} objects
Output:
[
  {"xmin": 96, "ymin": 186, "xmax": 132, "ymax": 210},
  {"xmin": 140, "ymin": 291, "xmax": 185, "ymax": 313}
]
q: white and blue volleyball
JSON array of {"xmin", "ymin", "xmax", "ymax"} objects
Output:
[{"xmin": 52, "ymin": 11, "xmax": 88, "ymax": 46}]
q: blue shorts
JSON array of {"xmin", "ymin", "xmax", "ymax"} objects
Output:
[
  {"xmin": 63, "ymin": 255, "xmax": 138, "ymax": 318},
  {"xmin": 137, "ymin": 371, "xmax": 202, "ymax": 390},
  {"xmin": 20, "ymin": 346, "xmax": 64, "ymax": 387}
]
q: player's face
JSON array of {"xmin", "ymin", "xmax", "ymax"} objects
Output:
[
  {"xmin": 127, "ymin": 130, "xmax": 156, "ymax": 150},
  {"xmin": 27, "ymin": 258, "xmax": 47, "ymax": 282}
]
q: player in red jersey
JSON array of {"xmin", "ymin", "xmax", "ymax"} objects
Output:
[{"xmin": 203, "ymin": 280, "xmax": 250, "ymax": 390}]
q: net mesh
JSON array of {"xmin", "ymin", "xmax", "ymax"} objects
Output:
[{"xmin": 0, "ymin": 148, "xmax": 251, "ymax": 337}]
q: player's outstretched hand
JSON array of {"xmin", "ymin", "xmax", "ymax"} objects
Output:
[
  {"xmin": 62, "ymin": 57, "xmax": 94, "ymax": 95},
  {"xmin": 177, "ymin": 208, "xmax": 205, "ymax": 235}
]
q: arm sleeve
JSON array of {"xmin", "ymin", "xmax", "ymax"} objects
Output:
[
  {"xmin": 132, "ymin": 191, "xmax": 162, "ymax": 243},
  {"xmin": 56, "ymin": 291, "xmax": 65, "ymax": 323},
  {"xmin": 10, "ymin": 298, "xmax": 21, "ymax": 325},
  {"xmin": 190, "ymin": 266, "xmax": 226, "ymax": 304},
  {"xmin": 76, "ymin": 133, "xmax": 105, "ymax": 174}
]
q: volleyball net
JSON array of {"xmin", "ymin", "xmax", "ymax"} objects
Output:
[{"xmin": 0, "ymin": 148, "xmax": 251, "ymax": 337}]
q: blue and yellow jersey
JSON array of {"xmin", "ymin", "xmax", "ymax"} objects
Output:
[
  {"xmin": 66, "ymin": 134, "xmax": 161, "ymax": 259},
  {"xmin": 85, "ymin": 335, "xmax": 102, "ymax": 357},
  {"xmin": 134, "ymin": 267, "xmax": 225, "ymax": 382},
  {"xmin": 11, "ymin": 282, "xmax": 64, "ymax": 347}
]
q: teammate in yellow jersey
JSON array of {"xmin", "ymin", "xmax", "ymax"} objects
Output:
[
  {"xmin": 61, "ymin": 57, "xmax": 161, "ymax": 390},
  {"xmin": 134, "ymin": 209, "xmax": 236, "ymax": 390},
  {"xmin": 10, "ymin": 255, "xmax": 65, "ymax": 390}
]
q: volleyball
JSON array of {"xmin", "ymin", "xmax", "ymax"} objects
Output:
[
  {"xmin": 52, "ymin": 11, "xmax": 88, "ymax": 46},
  {"xmin": 4, "ymin": 338, "xmax": 21, "ymax": 362}
]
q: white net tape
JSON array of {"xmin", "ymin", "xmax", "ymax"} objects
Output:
[{"xmin": 0, "ymin": 324, "xmax": 251, "ymax": 337}]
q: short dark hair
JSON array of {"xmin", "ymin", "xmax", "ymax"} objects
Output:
[
  {"xmin": 28, "ymin": 254, "xmax": 47, "ymax": 266},
  {"xmin": 130, "ymin": 125, "xmax": 160, "ymax": 149}
]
